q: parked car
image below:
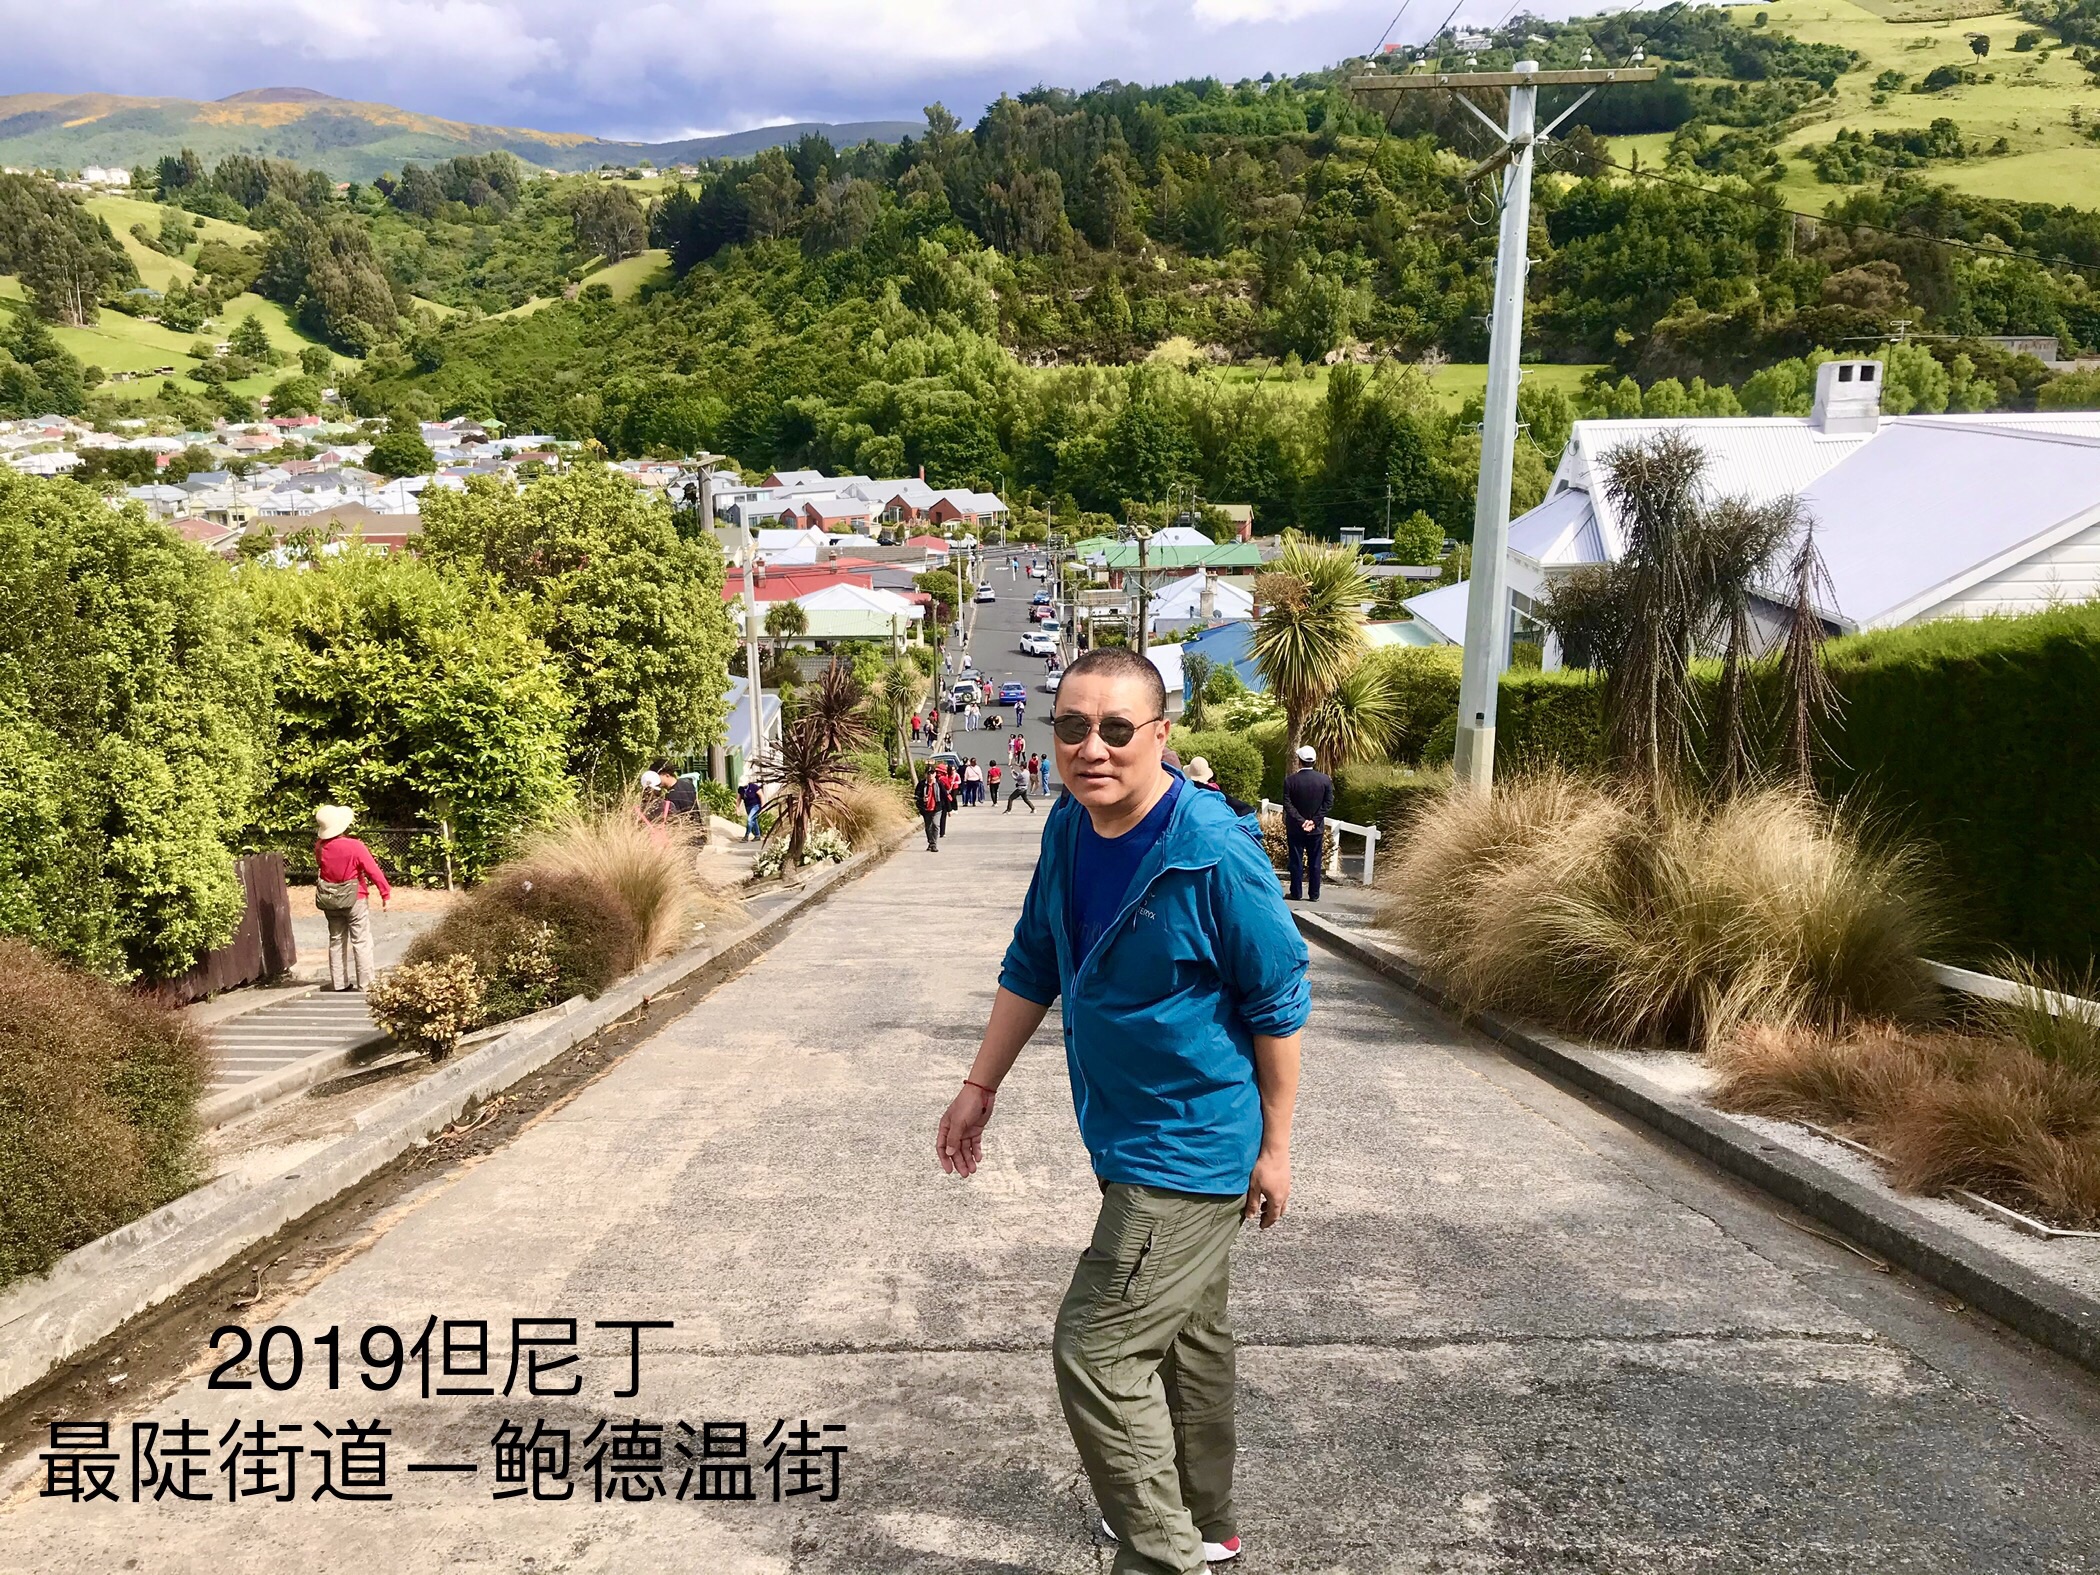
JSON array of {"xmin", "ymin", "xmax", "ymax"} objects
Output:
[
  {"xmin": 998, "ymin": 681, "xmax": 1028, "ymax": 705},
  {"xmin": 1043, "ymin": 671, "xmax": 1062, "ymax": 694},
  {"xmin": 1029, "ymin": 563, "xmax": 1048, "ymax": 579},
  {"xmin": 1029, "ymin": 603, "xmax": 1056, "ymax": 622},
  {"xmin": 1020, "ymin": 629, "xmax": 1056, "ymax": 657},
  {"xmin": 1030, "ymin": 589, "xmax": 1052, "ymax": 605},
  {"xmin": 947, "ymin": 679, "xmax": 981, "ymax": 712},
  {"xmin": 974, "ymin": 584, "xmax": 996, "ymax": 602}
]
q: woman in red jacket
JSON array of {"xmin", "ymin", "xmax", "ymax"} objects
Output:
[{"xmin": 313, "ymin": 804, "xmax": 391, "ymax": 991}]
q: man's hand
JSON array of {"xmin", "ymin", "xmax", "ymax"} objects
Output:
[
  {"xmin": 1299, "ymin": 818, "xmax": 1314, "ymax": 833},
  {"xmin": 936, "ymin": 1084, "xmax": 995, "ymax": 1177},
  {"xmin": 1245, "ymin": 1148, "xmax": 1291, "ymax": 1228}
]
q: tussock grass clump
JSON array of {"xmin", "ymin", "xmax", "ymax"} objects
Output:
[
  {"xmin": 512, "ymin": 803, "xmax": 725, "ymax": 961},
  {"xmin": 1377, "ymin": 774, "xmax": 1938, "ymax": 1050},
  {"xmin": 1714, "ymin": 1022, "xmax": 2100, "ymax": 1228},
  {"xmin": 0, "ymin": 938, "xmax": 208, "ymax": 1288},
  {"xmin": 819, "ymin": 778, "xmax": 911, "ymax": 851}
]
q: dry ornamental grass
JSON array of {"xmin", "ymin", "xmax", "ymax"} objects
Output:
[{"xmin": 1377, "ymin": 774, "xmax": 1940, "ymax": 1052}]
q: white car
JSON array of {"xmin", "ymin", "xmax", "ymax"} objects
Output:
[
  {"xmin": 1019, "ymin": 630, "xmax": 1057, "ymax": 657},
  {"xmin": 1043, "ymin": 670, "xmax": 1062, "ymax": 694},
  {"xmin": 974, "ymin": 584, "xmax": 996, "ymax": 603},
  {"xmin": 1028, "ymin": 563, "xmax": 1048, "ymax": 579}
]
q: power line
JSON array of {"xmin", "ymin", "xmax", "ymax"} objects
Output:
[
  {"xmin": 1371, "ymin": 0, "xmax": 1416, "ymax": 57},
  {"xmin": 1584, "ymin": 149, "xmax": 2100, "ymax": 282}
]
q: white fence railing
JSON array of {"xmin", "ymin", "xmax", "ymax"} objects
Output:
[{"xmin": 1261, "ymin": 800, "xmax": 1381, "ymax": 887}]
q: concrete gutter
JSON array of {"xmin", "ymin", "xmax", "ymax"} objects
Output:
[
  {"xmin": 0, "ymin": 835, "xmax": 902, "ymax": 1408},
  {"xmin": 1294, "ymin": 908, "xmax": 2100, "ymax": 1379}
]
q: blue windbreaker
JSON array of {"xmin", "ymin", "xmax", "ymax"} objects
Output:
[{"xmin": 998, "ymin": 771, "xmax": 1311, "ymax": 1194}]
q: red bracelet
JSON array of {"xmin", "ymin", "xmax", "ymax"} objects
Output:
[{"xmin": 962, "ymin": 1078, "xmax": 998, "ymax": 1098}]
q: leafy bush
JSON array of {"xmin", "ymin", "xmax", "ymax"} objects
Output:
[
  {"xmin": 0, "ymin": 938, "xmax": 207, "ymax": 1288},
  {"xmin": 369, "ymin": 954, "xmax": 486, "ymax": 1060},
  {"xmin": 753, "ymin": 824, "xmax": 850, "ymax": 877},
  {"xmin": 696, "ymin": 777, "xmax": 738, "ymax": 819},
  {"xmin": 240, "ymin": 548, "xmax": 574, "ymax": 882},
  {"xmin": 1166, "ymin": 728, "xmax": 1263, "ymax": 803},
  {"xmin": 403, "ymin": 865, "xmax": 642, "ymax": 1025},
  {"xmin": 1377, "ymin": 775, "xmax": 1939, "ymax": 1051},
  {"xmin": 1361, "ymin": 647, "xmax": 1462, "ymax": 764},
  {"xmin": 1333, "ymin": 760, "xmax": 1450, "ymax": 834},
  {"xmin": 0, "ymin": 475, "xmax": 272, "ymax": 978},
  {"xmin": 1242, "ymin": 717, "xmax": 1290, "ymax": 800}
]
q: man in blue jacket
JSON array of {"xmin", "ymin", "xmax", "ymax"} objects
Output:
[{"xmin": 936, "ymin": 646, "xmax": 1309, "ymax": 1575}]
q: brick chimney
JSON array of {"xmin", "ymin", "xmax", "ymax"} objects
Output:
[{"xmin": 1811, "ymin": 359, "xmax": 1883, "ymax": 436}]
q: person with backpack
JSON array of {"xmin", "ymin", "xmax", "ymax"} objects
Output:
[
  {"xmin": 312, "ymin": 804, "xmax": 391, "ymax": 992},
  {"xmin": 738, "ymin": 778, "xmax": 764, "ymax": 842},
  {"xmin": 918, "ymin": 763, "xmax": 953, "ymax": 851}
]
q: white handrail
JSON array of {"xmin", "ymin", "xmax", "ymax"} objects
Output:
[
  {"xmin": 1928, "ymin": 961, "xmax": 2100, "ymax": 1021},
  {"xmin": 1261, "ymin": 799, "xmax": 1381, "ymax": 887}
]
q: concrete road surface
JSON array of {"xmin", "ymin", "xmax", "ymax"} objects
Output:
[{"xmin": 6, "ymin": 807, "xmax": 2100, "ymax": 1572}]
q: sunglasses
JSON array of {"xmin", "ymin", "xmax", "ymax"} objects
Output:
[{"xmin": 1051, "ymin": 711, "xmax": 1165, "ymax": 748}]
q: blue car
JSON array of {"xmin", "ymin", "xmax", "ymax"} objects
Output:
[{"xmin": 997, "ymin": 681, "xmax": 1028, "ymax": 705}]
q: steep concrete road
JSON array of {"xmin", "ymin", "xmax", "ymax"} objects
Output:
[{"xmin": 6, "ymin": 807, "xmax": 2100, "ymax": 1572}]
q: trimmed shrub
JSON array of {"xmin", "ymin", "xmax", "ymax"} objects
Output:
[
  {"xmin": 1361, "ymin": 647, "xmax": 1462, "ymax": 764},
  {"xmin": 1168, "ymin": 728, "xmax": 1264, "ymax": 803},
  {"xmin": 1494, "ymin": 668, "xmax": 1608, "ymax": 774},
  {"xmin": 1815, "ymin": 606, "xmax": 2100, "ymax": 974},
  {"xmin": 1242, "ymin": 717, "xmax": 1290, "ymax": 800},
  {"xmin": 404, "ymin": 866, "xmax": 643, "ymax": 1024},
  {"xmin": 1377, "ymin": 775, "xmax": 1939, "ymax": 1051},
  {"xmin": 368, "ymin": 954, "xmax": 485, "ymax": 1061},
  {"xmin": 0, "ymin": 938, "xmax": 208, "ymax": 1288},
  {"xmin": 1333, "ymin": 760, "xmax": 1451, "ymax": 835}
]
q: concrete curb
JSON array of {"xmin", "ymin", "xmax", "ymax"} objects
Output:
[
  {"xmin": 1294, "ymin": 908, "xmax": 2100, "ymax": 1379},
  {"xmin": 0, "ymin": 836, "xmax": 898, "ymax": 1408}
]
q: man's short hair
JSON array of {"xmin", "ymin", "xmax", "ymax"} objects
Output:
[{"xmin": 1057, "ymin": 646, "xmax": 1168, "ymax": 718}]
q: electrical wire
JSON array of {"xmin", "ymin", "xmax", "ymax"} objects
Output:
[
  {"xmin": 1371, "ymin": 0, "xmax": 1416, "ymax": 57},
  {"xmin": 1584, "ymin": 149, "xmax": 2100, "ymax": 281}
]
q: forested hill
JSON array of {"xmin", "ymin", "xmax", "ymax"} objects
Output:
[
  {"xmin": 0, "ymin": 88, "xmax": 924, "ymax": 182},
  {"xmin": 11, "ymin": 0, "xmax": 2100, "ymax": 539}
]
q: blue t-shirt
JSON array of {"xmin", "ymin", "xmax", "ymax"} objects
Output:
[{"xmin": 1068, "ymin": 775, "xmax": 1181, "ymax": 964}]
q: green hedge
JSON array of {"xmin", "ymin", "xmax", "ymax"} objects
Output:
[
  {"xmin": 1242, "ymin": 717, "xmax": 1290, "ymax": 801},
  {"xmin": 1333, "ymin": 761, "xmax": 1450, "ymax": 836},
  {"xmin": 1168, "ymin": 729, "xmax": 1264, "ymax": 803},
  {"xmin": 1817, "ymin": 606, "xmax": 2100, "ymax": 973}
]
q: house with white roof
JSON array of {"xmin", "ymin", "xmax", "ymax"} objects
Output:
[
  {"xmin": 790, "ymin": 582, "xmax": 925, "ymax": 642},
  {"xmin": 1148, "ymin": 568, "xmax": 1256, "ymax": 634},
  {"xmin": 1406, "ymin": 359, "xmax": 2100, "ymax": 663}
]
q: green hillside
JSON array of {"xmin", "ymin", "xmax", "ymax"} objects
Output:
[
  {"xmin": 1759, "ymin": 0, "xmax": 2100, "ymax": 205},
  {"xmin": 0, "ymin": 88, "xmax": 923, "ymax": 182}
]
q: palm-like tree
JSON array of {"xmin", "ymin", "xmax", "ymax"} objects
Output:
[
  {"xmin": 879, "ymin": 662, "xmax": 921, "ymax": 773},
  {"xmin": 759, "ymin": 658, "xmax": 872, "ymax": 864},
  {"xmin": 1252, "ymin": 541, "xmax": 1371, "ymax": 756},
  {"xmin": 1540, "ymin": 432, "xmax": 1836, "ymax": 795},
  {"xmin": 1301, "ymin": 660, "xmax": 1402, "ymax": 774}
]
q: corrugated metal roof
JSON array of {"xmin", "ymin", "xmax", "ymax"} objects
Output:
[
  {"xmin": 1507, "ymin": 486, "xmax": 1604, "ymax": 567},
  {"xmin": 1401, "ymin": 581, "xmax": 1469, "ymax": 644},
  {"xmin": 1799, "ymin": 420, "xmax": 2100, "ymax": 627}
]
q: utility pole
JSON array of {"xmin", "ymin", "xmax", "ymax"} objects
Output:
[
  {"xmin": 1352, "ymin": 56, "xmax": 1654, "ymax": 793},
  {"xmin": 1134, "ymin": 525, "xmax": 1153, "ymax": 656}
]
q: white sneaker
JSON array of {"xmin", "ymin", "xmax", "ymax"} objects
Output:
[{"xmin": 1098, "ymin": 1517, "xmax": 1241, "ymax": 1564}]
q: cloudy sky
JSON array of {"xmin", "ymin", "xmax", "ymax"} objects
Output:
[{"xmin": 0, "ymin": 0, "xmax": 1608, "ymax": 139}]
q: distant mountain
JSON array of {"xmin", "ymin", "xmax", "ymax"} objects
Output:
[{"xmin": 0, "ymin": 89, "xmax": 925, "ymax": 180}]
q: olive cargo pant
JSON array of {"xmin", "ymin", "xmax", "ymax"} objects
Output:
[{"xmin": 1055, "ymin": 1181, "xmax": 1245, "ymax": 1575}]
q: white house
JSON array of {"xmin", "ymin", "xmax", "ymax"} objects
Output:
[
  {"xmin": 790, "ymin": 582, "xmax": 925, "ymax": 642},
  {"xmin": 1409, "ymin": 359, "xmax": 2100, "ymax": 663},
  {"xmin": 1148, "ymin": 568, "xmax": 1256, "ymax": 634}
]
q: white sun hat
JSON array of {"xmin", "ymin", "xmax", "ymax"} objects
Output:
[{"xmin": 314, "ymin": 804, "xmax": 355, "ymax": 839}]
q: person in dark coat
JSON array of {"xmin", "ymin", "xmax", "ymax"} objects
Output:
[
  {"xmin": 1281, "ymin": 744, "xmax": 1334, "ymax": 902},
  {"xmin": 918, "ymin": 764, "xmax": 955, "ymax": 851}
]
